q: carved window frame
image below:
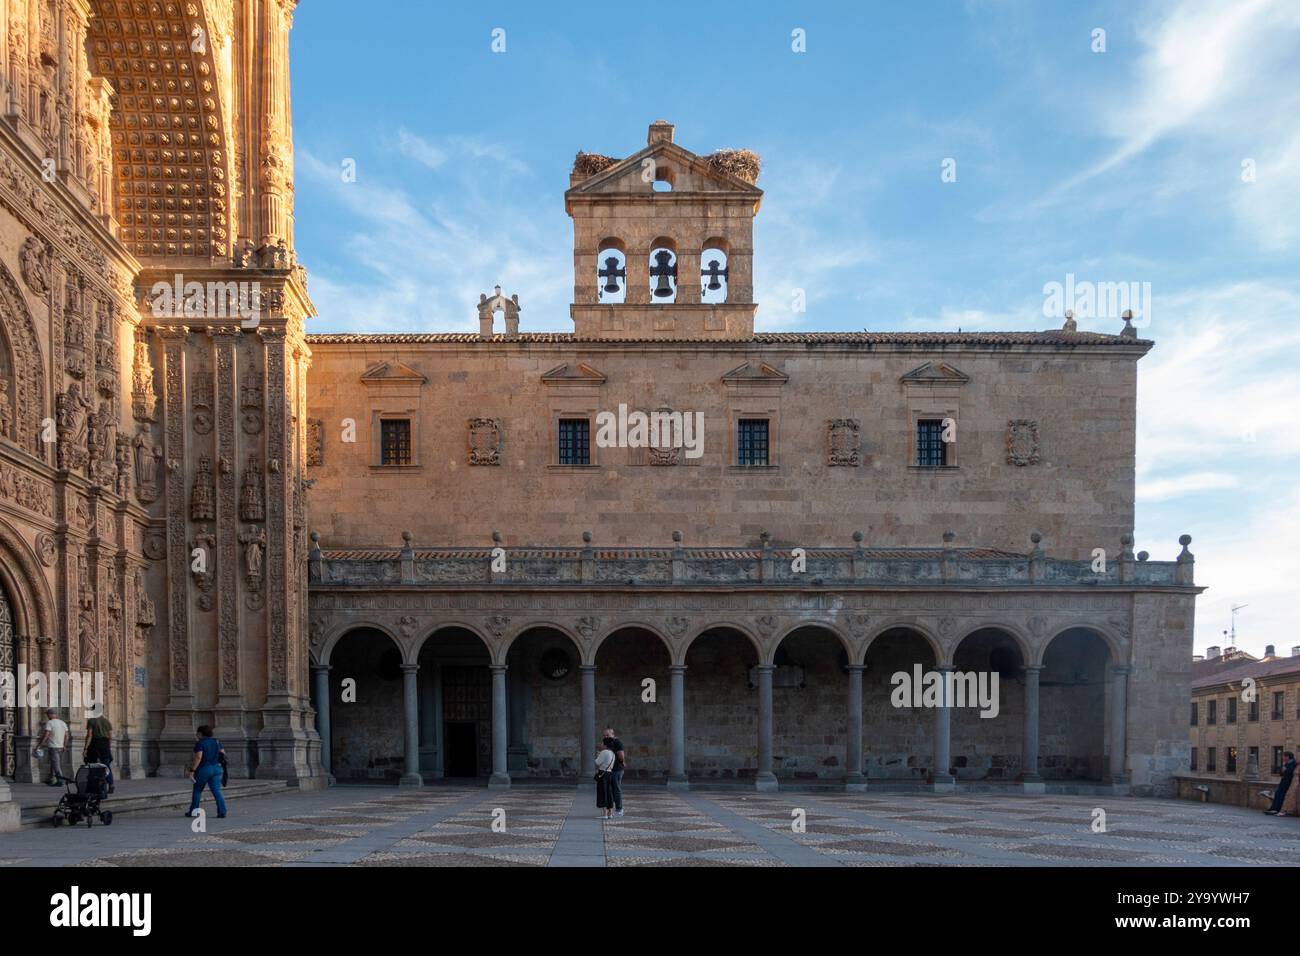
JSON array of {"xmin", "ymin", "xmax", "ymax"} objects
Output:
[
  {"xmin": 908, "ymin": 405, "xmax": 959, "ymax": 471},
  {"xmin": 370, "ymin": 408, "xmax": 421, "ymax": 472}
]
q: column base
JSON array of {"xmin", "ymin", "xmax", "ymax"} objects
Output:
[
  {"xmin": 1020, "ymin": 777, "xmax": 1046, "ymax": 794},
  {"xmin": 488, "ymin": 772, "xmax": 512, "ymax": 790},
  {"xmin": 755, "ymin": 772, "xmax": 779, "ymax": 792},
  {"xmin": 0, "ymin": 800, "xmax": 18, "ymax": 833},
  {"xmin": 844, "ymin": 773, "xmax": 867, "ymax": 793},
  {"xmin": 929, "ymin": 773, "xmax": 956, "ymax": 792},
  {"xmin": 666, "ymin": 776, "xmax": 690, "ymax": 792},
  {"xmin": 399, "ymin": 773, "xmax": 424, "ymax": 788}
]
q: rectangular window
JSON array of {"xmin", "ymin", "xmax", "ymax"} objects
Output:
[
  {"xmin": 1227, "ymin": 697, "xmax": 1237, "ymax": 724},
  {"xmin": 1190, "ymin": 748, "xmax": 1197, "ymax": 772},
  {"xmin": 915, "ymin": 418, "xmax": 947, "ymax": 467},
  {"xmin": 1249, "ymin": 698, "xmax": 1259, "ymax": 722},
  {"xmin": 1226, "ymin": 747, "xmax": 1237, "ymax": 774},
  {"xmin": 1274, "ymin": 747, "xmax": 1284, "ymax": 774},
  {"xmin": 380, "ymin": 419, "xmax": 412, "ymax": 466},
  {"xmin": 1190, "ymin": 702, "xmax": 1198, "ymax": 726},
  {"xmin": 1207, "ymin": 699, "xmax": 1217, "ymax": 725},
  {"xmin": 1206, "ymin": 747, "xmax": 1216, "ymax": 772},
  {"xmin": 1274, "ymin": 691, "xmax": 1285, "ymax": 720},
  {"xmin": 736, "ymin": 419, "xmax": 769, "ymax": 467},
  {"xmin": 557, "ymin": 418, "xmax": 591, "ymax": 465}
]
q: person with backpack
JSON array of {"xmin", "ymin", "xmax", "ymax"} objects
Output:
[
  {"xmin": 186, "ymin": 725, "xmax": 228, "ymax": 819},
  {"xmin": 83, "ymin": 713, "xmax": 114, "ymax": 793}
]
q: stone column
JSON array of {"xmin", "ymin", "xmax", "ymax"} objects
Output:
[
  {"xmin": 399, "ymin": 664, "xmax": 422, "ymax": 787},
  {"xmin": 1021, "ymin": 665, "xmax": 1044, "ymax": 793},
  {"xmin": 0, "ymin": 777, "xmax": 17, "ymax": 832},
  {"xmin": 432, "ymin": 663, "xmax": 445, "ymax": 778},
  {"xmin": 932, "ymin": 664, "xmax": 955, "ymax": 790},
  {"xmin": 845, "ymin": 664, "xmax": 866, "ymax": 791},
  {"xmin": 489, "ymin": 664, "xmax": 510, "ymax": 789},
  {"xmin": 312, "ymin": 664, "xmax": 331, "ymax": 775},
  {"xmin": 668, "ymin": 664, "xmax": 688, "ymax": 790},
  {"xmin": 756, "ymin": 663, "xmax": 778, "ymax": 791},
  {"xmin": 580, "ymin": 664, "xmax": 596, "ymax": 779},
  {"xmin": 1108, "ymin": 665, "xmax": 1131, "ymax": 787}
]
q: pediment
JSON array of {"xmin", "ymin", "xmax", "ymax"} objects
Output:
[
  {"xmin": 568, "ymin": 142, "xmax": 763, "ymax": 197},
  {"xmin": 900, "ymin": 361, "xmax": 970, "ymax": 385},
  {"xmin": 360, "ymin": 360, "xmax": 428, "ymax": 385},
  {"xmin": 541, "ymin": 362, "xmax": 607, "ymax": 386},
  {"xmin": 722, "ymin": 361, "xmax": 788, "ymax": 385}
]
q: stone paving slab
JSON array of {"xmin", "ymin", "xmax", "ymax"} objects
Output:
[{"xmin": 2, "ymin": 783, "xmax": 1297, "ymax": 867}]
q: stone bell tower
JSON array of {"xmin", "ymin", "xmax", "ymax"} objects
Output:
[{"xmin": 565, "ymin": 121, "xmax": 763, "ymax": 340}]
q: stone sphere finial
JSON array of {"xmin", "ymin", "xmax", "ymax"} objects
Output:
[
  {"xmin": 942, "ymin": 530, "xmax": 955, "ymax": 544},
  {"xmin": 492, "ymin": 530, "xmax": 502, "ymax": 544},
  {"xmin": 852, "ymin": 530, "xmax": 864, "ymax": 544},
  {"xmin": 582, "ymin": 530, "xmax": 592, "ymax": 544},
  {"xmin": 1179, "ymin": 533, "xmax": 1192, "ymax": 546},
  {"xmin": 401, "ymin": 530, "xmax": 412, "ymax": 545},
  {"xmin": 672, "ymin": 530, "xmax": 682, "ymax": 543},
  {"xmin": 1030, "ymin": 531, "xmax": 1042, "ymax": 544},
  {"xmin": 1137, "ymin": 551, "xmax": 1149, "ymax": 561}
]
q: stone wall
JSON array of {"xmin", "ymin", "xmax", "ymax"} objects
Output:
[{"xmin": 304, "ymin": 339, "xmax": 1144, "ymax": 561}]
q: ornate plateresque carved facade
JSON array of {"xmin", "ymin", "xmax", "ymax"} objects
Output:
[{"xmin": 0, "ymin": 0, "xmax": 320, "ymax": 830}]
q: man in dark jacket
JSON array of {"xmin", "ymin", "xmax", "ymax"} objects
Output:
[{"xmin": 1265, "ymin": 751, "xmax": 1296, "ymax": 814}]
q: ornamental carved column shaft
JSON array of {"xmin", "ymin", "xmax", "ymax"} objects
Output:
[
  {"xmin": 159, "ymin": 327, "xmax": 192, "ymax": 703},
  {"xmin": 212, "ymin": 328, "xmax": 242, "ymax": 702}
]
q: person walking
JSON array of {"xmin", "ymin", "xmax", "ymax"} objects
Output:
[
  {"xmin": 602, "ymin": 727, "xmax": 626, "ymax": 818},
  {"xmin": 186, "ymin": 725, "xmax": 228, "ymax": 819},
  {"xmin": 35, "ymin": 709, "xmax": 69, "ymax": 786},
  {"xmin": 595, "ymin": 745, "xmax": 615, "ymax": 819},
  {"xmin": 1265, "ymin": 751, "xmax": 1296, "ymax": 815},
  {"xmin": 83, "ymin": 713, "xmax": 114, "ymax": 793}
]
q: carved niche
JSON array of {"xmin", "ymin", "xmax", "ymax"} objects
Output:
[
  {"xmin": 55, "ymin": 382, "xmax": 92, "ymax": 471},
  {"xmin": 191, "ymin": 455, "xmax": 216, "ymax": 521},
  {"xmin": 241, "ymin": 378, "xmax": 263, "ymax": 434},
  {"xmin": 307, "ymin": 417, "xmax": 324, "ymax": 467},
  {"xmin": 467, "ymin": 417, "xmax": 501, "ymax": 466},
  {"xmin": 19, "ymin": 237, "xmax": 49, "ymax": 295},
  {"xmin": 133, "ymin": 428, "xmax": 161, "ymax": 503},
  {"xmin": 131, "ymin": 332, "xmax": 158, "ymax": 422},
  {"xmin": 240, "ymin": 455, "xmax": 265, "ymax": 521},
  {"xmin": 827, "ymin": 418, "xmax": 861, "ymax": 466},
  {"xmin": 1006, "ymin": 420, "xmax": 1040, "ymax": 466},
  {"xmin": 191, "ymin": 359, "xmax": 214, "ymax": 434}
]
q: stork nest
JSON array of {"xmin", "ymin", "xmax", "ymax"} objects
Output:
[
  {"xmin": 704, "ymin": 149, "xmax": 761, "ymax": 184},
  {"xmin": 573, "ymin": 151, "xmax": 620, "ymax": 176}
]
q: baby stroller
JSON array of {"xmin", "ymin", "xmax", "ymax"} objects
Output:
[{"xmin": 52, "ymin": 762, "xmax": 112, "ymax": 828}]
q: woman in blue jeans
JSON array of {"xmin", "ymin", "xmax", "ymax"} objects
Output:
[{"xmin": 186, "ymin": 725, "xmax": 227, "ymax": 818}]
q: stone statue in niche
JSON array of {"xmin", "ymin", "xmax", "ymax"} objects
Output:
[
  {"xmin": 134, "ymin": 429, "xmax": 160, "ymax": 502},
  {"xmin": 0, "ymin": 379, "xmax": 11, "ymax": 441},
  {"xmin": 78, "ymin": 610, "xmax": 98, "ymax": 672},
  {"xmin": 114, "ymin": 434, "xmax": 132, "ymax": 498},
  {"xmin": 240, "ymin": 456, "xmax": 265, "ymax": 521},
  {"xmin": 240, "ymin": 525, "xmax": 266, "ymax": 590},
  {"xmin": 191, "ymin": 456, "xmax": 215, "ymax": 521},
  {"xmin": 55, "ymin": 382, "xmax": 93, "ymax": 471},
  {"xmin": 135, "ymin": 568, "xmax": 156, "ymax": 627},
  {"xmin": 19, "ymin": 237, "xmax": 49, "ymax": 294}
]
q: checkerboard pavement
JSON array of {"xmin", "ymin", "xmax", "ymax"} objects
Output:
[{"xmin": 0, "ymin": 784, "xmax": 1294, "ymax": 867}]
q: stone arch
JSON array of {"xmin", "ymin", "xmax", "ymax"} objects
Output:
[
  {"xmin": 768, "ymin": 621, "xmax": 853, "ymax": 666},
  {"xmin": 589, "ymin": 621, "xmax": 673, "ymax": 666},
  {"xmin": 416, "ymin": 621, "xmax": 494, "ymax": 665},
  {"xmin": 699, "ymin": 236, "xmax": 730, "ymax": 305},
  {"xmin": 500, "ymin": 620, "xmax": 582, "ymax": 665},
  {"xmin": 595, "ymin": 239, "xmax": 628, "ymax": 304},
  {"xmin": 0, "ymin": 516, "xmax": 55, "ymax": 641},
  {"xmin": 678, "ymin": 621, "xmax": 763, "ymax": 665},
  {"xmin": 87, "ymin": 0, "xmax": 236, "ymax": 260},
  {"xmin": 1034, "ymin": 622, "xmax": 1124, "ymax": 668},
  {"xmin": 316, "ymin": 618, "xmax": 401, "ymax": 666},
  {"xmin": 326, "ymin": 624, "xmax": 408, "ymax": 782},
  {"xmin": 0, "ymin": 260, "xmax": 47, "ymax": 458},
  {"xmin": 954, "ymin": 621, "xmax": 1033, "ymax": 667},
  {"xmin": 860, "ymin": 620, "xmax": 943, "ymax": 666},
  {"xmin": 648, "ymin": 235, "xmax": 678, "ymax": 302}
]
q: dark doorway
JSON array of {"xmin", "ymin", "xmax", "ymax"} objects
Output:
[{"xmin": 445, "ymin": 722, "xmax": 478, "ymax": 777}]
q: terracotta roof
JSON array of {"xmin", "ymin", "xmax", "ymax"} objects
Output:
[
  {"xmin": 304, "ymin": 331, "xmax": 1151, "ymax": 348},
  {"xmin": 1192, "ymin": 655, "xmax": 1300, "ymax": 690},
  {"xmin": 318, "ymin": 546, "xmax": 1027, "ymax": 561}
]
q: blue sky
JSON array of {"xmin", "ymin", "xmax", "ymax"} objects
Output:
[{"xmin": 289, "ymin": 0, "xmax": 1300, "ymax": 656}]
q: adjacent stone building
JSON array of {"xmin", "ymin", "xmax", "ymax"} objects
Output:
[
  {"xmin": 0, "ymin": 5, "xmax": 1201, "ymax": 833},
  {"xmin": 1188, "ymin": 646, "xmax": 1300, "ymax": 784}
]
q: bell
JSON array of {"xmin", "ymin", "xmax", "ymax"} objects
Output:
[
  {"xmin": 653, "ymin": 272, "xmax": 674, "ymax": 298},
  {"xmin": 704, "ymin": 259, "xmax": 727, "ymax": 291},
  {"xmin": 650, "ymin": 249, "xmax": 677, "ymax": 298},
  {"xmin": 599, "ymin": 256, "xmax": 625, "ymax": 295}
]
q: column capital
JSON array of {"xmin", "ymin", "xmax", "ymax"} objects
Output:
[
  {"xmin": 755, "ymin": 663, "xmax": 776, "ymax": 673},
  {"xmin": 669, "ymin": 664, "xmax": 687, "ymax": 674},
  {"xmin": 400, "ymin": 663, "xmax": 419, "ymax": 675},
  {"xmin": 580, "ymin": 663, "xmax": 596, "ymax": 673},
  {"xmin": 490, "ymin": 664, "xmax": 508, "ymax": 675},
  {"xmin": 935, "ymin": 663, "xmax": 955, "ymax": 673},
  {"xmin": 310, "ymin": 663, "xmax": 331, "ymax": 674},
  {"xmin": 1022, "ymin": 664, "xmax": 1044, "ymax": 673},
  {"xmin": 1111, "ymin": 665, "xmax": 1132, "ymax": 676},
  {"xmin": 846, "ymin": 663, "xmax": 867, "ymax": 673}
]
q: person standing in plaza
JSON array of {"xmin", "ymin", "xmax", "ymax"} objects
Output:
[
  {"xmin": 186, "ymin": 725, "xmax": 228, "ymax": 819},
  {"xmin": 35, "ymin": 709, "xmax": 69, "ymax": 786},
  {"xmin": 1266, "ymin": 751, "xmax": 1296, "ymax": 815},
  {"xmin": 603, "ymin": 727, "xmax": 626, "ymax": 818},
  {"xmin": 595, "ymin": 744, "xmax": 615, "ymax": 819},
  {"xmin": 83, "ymin": 712, "xmax": 114, "ymax": 793}
]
